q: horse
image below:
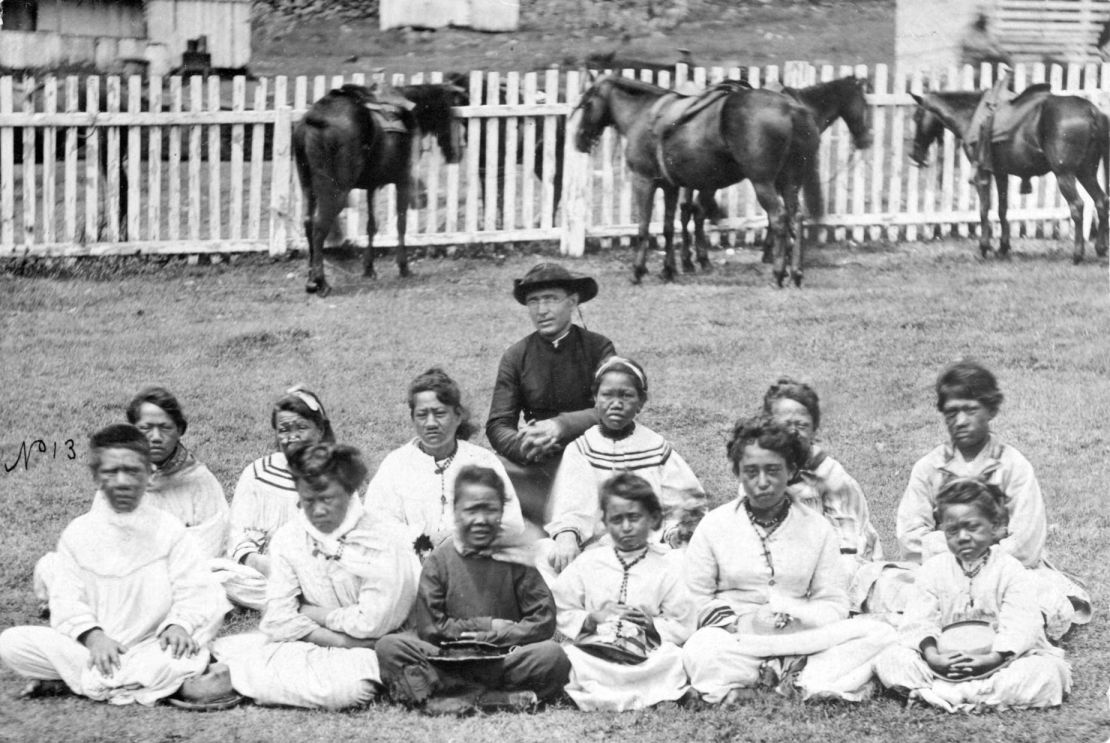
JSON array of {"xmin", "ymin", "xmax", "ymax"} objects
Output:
[
  {"xmin": 910, "ymin": 88, "xmax": 1109, "ymax": 263},
  {"xmin": 293, "ymin": 82, "xmax": 465, "ymax": 295},
  {"xmin": 573, "ymin": 74, "xmax": 823, "ymax": 287},
  {"xmin": 679, "ymin": 75, "xmax": 873, "ymax": 267}
]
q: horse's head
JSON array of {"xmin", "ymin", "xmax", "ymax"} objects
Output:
[
  {"xmin": 406, "ymin": 83, "xmax": 467, "ymax": 164},
  {"xmin": 843, "ymin": 77, "xmax": 874, "ymax": 150},
  {"xmin": 573, "ymin": 79, "xmax": 612, "ymax": 153},
  {"xmin": 909, "ymin": 94, "xmax": 945, "ymax": 167}
]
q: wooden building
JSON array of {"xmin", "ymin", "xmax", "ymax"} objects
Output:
[
  {"xmin": 0, "ymin": 0, "xmax": 251, "ymax": 73},
  {"xmin": 897, "ymin": 0, "xmax": 1110, "ymax": 74},
  {"xmin": 380, "ymin": 0, "xmax": 519, "ymax": 32}
]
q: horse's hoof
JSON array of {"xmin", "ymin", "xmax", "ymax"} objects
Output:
[
  {"xmin": 305, "ymin": 279, "xmax": 319, "ymax": 294},
  {"xmin": 632, "ymin": 266, "xmax": 648, "ymax": 284},
  {"xmin": 662, "ymin": 267, "xmax": 676, "ymax": 283},
  {"xmin": 698, "ymin": 260, "xmax": 713, "ymax": 273},
  {"xmin": 792, "ymin": 271, "xmax": 803, "ymax": 288},
  {"xmin": 761, "ymin": 251, "xmax": 773, "ymax": 265},
  {"xmin": 979, "ymin": 245, "xmax": 991, "ymax": 259},
  {"xmin": 399, "ymin": 265, "xmax": 411, "ymax": 278},
  {"xmin": 363, "ymin": 268, "xmax": 377, "ymax": 279},
  {"xmin": 773, "ymin": 271, "xmax": 786, "ymax": 288},
  {"xmin": 1072, "ymin": 254, "xmax": 1083, "ymax": 265},
  {"xmin": 681, "ymin": 260, "xmax": 696, "ymax": 274},
  {"xmin": 317, "ymin": 280, "xmax": 332, "ymax": 297}
]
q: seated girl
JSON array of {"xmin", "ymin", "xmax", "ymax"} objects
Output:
[
  {"xmin": 1, "ymin": 424, "xmax": 229, "ymax": 705},
  {"xmin": 364, "ymin": 367, "xmax": 528, "ymax": 561},
  {"xmin": 375, "ymin": 466, "xmax": 570, "ymax": 716},
  {"xmin": 127, "ymin": 386, "xmax": 229, "ymax": 559},
  {"xmin": 763, "ymin": 377, "xmax": 882, "ymax": 573},
  {"xmin": 213, "ymin": 443, "xmax": 417, "ymax": 710},
  {"xmin": 875, "ymin": 478, "xmax": 1071, "ymax": 712},
  {"xmin": 682, "ymin": 416, "xmax": 895, "ymax": 704},
  {"xmin": 215, "ymin": 386, "xmax": 334, "ymax": 610},
  {"xmin": 542, "ymin": 357, "xmax": 705, "ymax": 580},
  {"xmin": 553, "ymin": 472, "xmax": 697, "ymax": 711},
  {"xmin": 33, "ymin": 386, "xmax": 229, "ymax": 605},
  {"xmin": 885, "ymin": 360, "xmax": 1090, "ymax": 637}
]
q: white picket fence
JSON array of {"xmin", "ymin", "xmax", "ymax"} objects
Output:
[{"xmin": 1, "ymin": 61, "xmax": 1108, "ymax": 259}]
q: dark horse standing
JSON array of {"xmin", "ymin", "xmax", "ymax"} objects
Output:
[
  {"xmin": 294, "ymin": 83, "xmax": 465, "ymax": 295},
  {"xmin": 911, "ymin": 88, "xmax": 1108, "ymax": 262},
  {"xmin": 680, "ymin": 76, "xmax": 874, "ymax": 266},
  {"xmin": 574, "ymin": 75, "xmax": 823, "ymax": 287}
]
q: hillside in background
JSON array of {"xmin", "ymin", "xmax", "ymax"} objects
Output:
[{"xmin": 251, "ymin": 0, "xmax": 894, "ymax": 77}]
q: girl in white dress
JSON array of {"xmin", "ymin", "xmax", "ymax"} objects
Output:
[
  {"xmin": 554, "ymin": 472, "xmax": 697, "ymax": 711},
  {"xmin": 542, "ymin": 357, "xmax": 705, "ymax": 580},
  {"xmin": 364, "ymin": 367, "xmax": 527, "ymax": 562},
  {"xmin": 682, "ymin": 416, "xmax": 896, "ymax": 705},
  {"xmin": 214, "ymin": 386, "xmax": 335, "ymax": 610},
  {"xmin": 1, "ymin": 424, "xmax": 229, "ymax": 706},
  {"xmin": 214, "ymin": 443, "xmax": 418, "ymax": 709},
  {"xmin": 762, "ymin": 377, "xmax": 882, "ymax": 571},
  {"xmin": 875, "ymin": 478, "xmax": 1070, "ymax": 712}
]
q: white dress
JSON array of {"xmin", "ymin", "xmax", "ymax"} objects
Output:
[
  {"xmin": 681, "ymin": 494, "xmax": 896, "ymax": 703},
  {"xmin": 546, "ymin": 423, "xmax": 705, "ymax": 543},
  {"xmin": 0, "ymin": 497, "xmax": 230, "ymax": 705},
  {"xmin": 857, "ymin": 436, "xmax": 1089, "ymax": 638},
  {"xmin": 213, "ymin": 499, "xmax": 419, "ymax": 709},
  {"xmin": 553, "ymin": 544, "xmax": 695, "ymax": 711},
  {"xmin": 212, "ymin": 452, "xmax": 301, "ymax": 610},
  {"xmin": 363, "ymin": 438, "xmax": 528, "ymax": 553},
  {"xmin": 32, "ymin": 446, "xmax": 229, "ymax": 601},
  {"xmin": 875, "ymin": 549, "xmax": 1071, "ymax": 711}
]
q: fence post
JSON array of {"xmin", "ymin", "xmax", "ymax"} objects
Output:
[
  {"xmin": 560, "ymin": 70, "xmax": 587, "ymax": 257},
  {"xmin": 269, "ymin": 105, "xmax": 292, "ymax": 256},
  {"xmin": 0, "ymin": 76, "xmax": 12, "ymax": 253}
]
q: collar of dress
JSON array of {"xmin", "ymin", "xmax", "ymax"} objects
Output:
[
  {"xmin": 939, "ymin": 435, "xmax": 1005, "ymax": 477},
  {"xmin": 301, "ymin": 495, "xmax": 365, "ymax": 550},
  {"xmin": 153, "ymin": 443, "xmax": 194, "ymax": 478}
]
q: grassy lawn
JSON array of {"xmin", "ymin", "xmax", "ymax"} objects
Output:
[{"xmin": 0, "ymin": 239, "xmax": 1108, "ymax": 742}]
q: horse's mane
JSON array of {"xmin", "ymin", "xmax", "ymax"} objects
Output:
[
  {"xmin": 598, "ymin": 75, "xmax": 669, "ymax": 97},
  {"xmin": 787, "ymin": 76, "xmax": 866, "ymax": 106},
  {"xmin": 400, "ymin": 83, "xmax": 467, "ymax": 138},
  {"xmin": 926, "ymin": 90, "xmax": 984, "ymax": 111}
]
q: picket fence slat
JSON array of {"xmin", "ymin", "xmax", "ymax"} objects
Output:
[
  {"xmin": 43, "ymin": 78, "xmax": 57, "ymax": 244},
  {"xmin": 168, "ymin": 77, "xmax": 182, "ymax": 242},
  {"xmin": 21, "ymin": 76, "xmax": 36, "ymax": 246},
  {"xmin": 84, "ymin": 78, "xmax": 100, "ymax": 245},
  {"xmin": 148, "ymin": 76, "xmax": 163, "ymax": 242},
  {"xmin": 64, "ymin": 77, "xmax": 78, "ymax": 243},
  {"xmin": 127, "ymin": 76, "xmax": 142, "ymax": 242},
  {"xmin": 0, "ymin": 63, "xmax": 1105, "ymax": 259}
]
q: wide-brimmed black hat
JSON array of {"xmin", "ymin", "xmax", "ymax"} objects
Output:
[{"xmin": 512, "ymin": 262, "xmax": 599, "ymax": 305}]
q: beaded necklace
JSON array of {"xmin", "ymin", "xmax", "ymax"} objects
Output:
[
  {"xmin": 959, "ymin": 547, "xmax": 990, "ymax": 608},
  {"xmin": 419, "ymin": 441, "xmax": 457, "ymax": 516},
  {"xmin": 611, "ymin": 545, "xmax": 649, "ymax": 642},
  {"xmin": 613, "ymin": 545, "xmax": 650, "ymax": 602},
  {"xmin": 743, "ymin": 499, "xmax": 791, "ymax": 587},
  {"xmin": 309, "ymin": 535, "xmax": 347, "ymax": 562}
]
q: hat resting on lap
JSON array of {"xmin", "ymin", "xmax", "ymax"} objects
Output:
[{"xmin": 513, "ymin": 262, "xmax": 599, "ymax": 305}]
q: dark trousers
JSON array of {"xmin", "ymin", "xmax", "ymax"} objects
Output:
[{"xmin": 376, "ymin": 632, "xmax": 570, "ymax": 702}]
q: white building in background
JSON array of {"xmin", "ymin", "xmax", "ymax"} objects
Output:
[
  {"xmin": 897, "ymin": 0, "xmax": 1110, "ymax": 74},
  {"xmin": 0, "ymin": 0, "xmax": 251, "ymax": 74},
  {"xmin": 380, "ymin": 0, "xmax": 519, "ymax": 32}
]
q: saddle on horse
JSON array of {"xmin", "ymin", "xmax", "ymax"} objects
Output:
[
  {"xmin": 966, "ymin": 76, "xmax": 1052, "ymax": 190},
  {"xmin": 648, "ymin": 80, "xmax": 752, "ymax": 183}
]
